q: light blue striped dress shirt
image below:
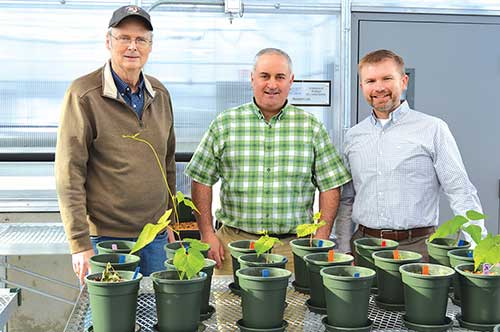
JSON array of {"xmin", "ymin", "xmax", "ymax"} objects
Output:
[{"xmin": 335, "ymin": 101, "xmax": 484, "ymax": 252}]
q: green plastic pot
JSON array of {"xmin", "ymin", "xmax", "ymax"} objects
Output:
[
  {"xmin": 151, "ymin": 270, "xmax": 207, "ymax": 332},
  {"xmin": 455, "ymin": 263, "xmax": 500, "ymax": 325},
  {"xmin": 353, "ymin": 238, "xmax": 398, "ymax": 289},
  {"xmin": 290, "ymin": 238, "xmax": 335, "ymax": 292},
  {"xmin": 164, "ymin": 258, "xmax": 216, "ymax": 320},
  {"xmin": 228, "ymin": 240, "xmax": 257, "ymax": 290},
  {"xmin": 447, "ymin": 249, "xmax": 474, "ymax": 304},
  {"xmin": 426, "ymin": 238, "xmax": 470, "ymax": 266},
  {"xmin": 89, "ymin": 254, "xmax": 140, "ymax": 274},
  {"xmin": 164, "ymin": 241, "xmax": 210, "ymax": 260},
  {"xmin": 96, "ymin": 240, "xmax": 136, "ymax": 254},
  {"xmin": 238, "ymin": 253, "xmax": 287, "ymax": 269},
  {"xmin": 320, "ymin": 265, "xmax": 375, "ymax": 328},
  {"xmin": 236, "ymin": 267, "xmax": 292, "ymax": 329},
  {"xmin": 400, "ymin": 263, "xmax": 455, "ymax": 325},
  {"xmin": 85, "ymin": 271, "xmax": 142, "ymax": 332},
  {"xmin": 372, "ymin": 250, "xmax": 422, "ymax": 310},
  {"xmin": 304, "ymin": 252, "xmax": 354, "ymax": 313}
]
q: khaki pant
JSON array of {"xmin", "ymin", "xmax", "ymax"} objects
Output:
[
  {"xmin": 214, "ymin": 225, "xmax": 296, "ymax": 275},
  {"xmin": 350, "ymin": 228, "xmax": 431, "ymax": 262}
]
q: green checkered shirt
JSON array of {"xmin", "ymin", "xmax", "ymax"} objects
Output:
[{"xmin": 185, "ymin": 101, "xmax": 351, "ymax": 234}]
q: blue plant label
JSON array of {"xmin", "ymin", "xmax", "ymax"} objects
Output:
[
  {"xmin": 184, "ymin": 243, "xmax": 190, "ymax": 252},
  {"xmin": 458, "ymin": 240, "xmax": 465, "ymax": 246},
  {"xmin": 318, "ymin": 240, "xmax": 324, "ymax": 247},
  {"xmin": 354, "ymin": 272, "xmax": 360, "ymax": 278},
  {"xmin": 118, "ymin": 255, "xmax": 125, "ymax": 263},
  {"xmin": 133, "ymin": 266, "xmax": 140, "ymax": 279},
  {"xmin": 467, "ymin": 251, "xmax": 473, "ymax": 257},
  {"xmin": 262, "ymin": 269, "xmax": 270, "ymax": 277}
]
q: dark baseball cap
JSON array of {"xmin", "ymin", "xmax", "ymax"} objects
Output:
[{"xmin": 108, "ymin": 5, "xmax": 153, "ymax": 31}]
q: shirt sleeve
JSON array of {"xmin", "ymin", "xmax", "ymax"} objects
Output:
[
  {"xmin": 55, "ymin": 86, "xmax": 93, "ymax": 254},
  {"xmin": 432, "ymin": 120, "xmax": 487, "ymax": 241},
  {"xmin": 312, "ymin": 122, "xmax": 352, "ymax": 192},
  {"xmin": 185, "ymin": 119, "xmax": 221, "ymax": 186}
]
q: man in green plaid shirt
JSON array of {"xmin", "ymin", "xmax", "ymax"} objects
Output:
[{"xmin": 185, "ymin": 48, "xmax": 351, "ymax": 274}]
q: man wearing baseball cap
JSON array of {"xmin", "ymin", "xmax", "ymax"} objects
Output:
[{"xmin": 56, "ymin": 5, "xmax": 176, "ymax": 284}]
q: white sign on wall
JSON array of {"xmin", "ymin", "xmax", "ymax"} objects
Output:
[{"xmin": 289, "ymin": 80, "xmax": 331, "ymax": 106}]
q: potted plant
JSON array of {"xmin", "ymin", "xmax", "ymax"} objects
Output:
[
  {"xmin": 426, "ymin": 210, "xmax": 484, "ymax": 266},
  {"xmin": 303, "ymin": 250, "xmax": 354, "ymax": 314},
  {"xmin": 353, "ymin": 237, "xmax": 398, "ymax": 291},
  {"xmin": 372, "ymin": 249, "xmax": 422, "ymax": 311},
  {"xmin": 238, "ymin": 233, "xmax": 286, "ymax": 269},
  {"xmin": 227, "ymin": 240, "xmax": 258, "ymax": 295},
  {"xmin": 455, "ymin": 231, "xmax": 500, "ymax": 330},
  {"xmin": 164, "ymin": 255, "xmax": 217, "ymax": 321},
  {"xmin": 320, "ymin": 265, "xmax": 375, "ymax": 331},
  {"xmin": 236, "ymin": 266, "xmax": 291, "ymax": 331},
  {"xmin": 89, "ymin": 253, "xmax": 140, "ymax": 274},
  {"xmin": 289, "ymin": 212, "xmax": 335, "ymax": 293},
  {"xmin": 165, "ymin": 238, "xmax": 210, "ymax": 260},
  {"xmin": 399, "ymin": 263, "xmax": 455, "ymax": 331},
  {"xmin": 123, "ymin": 133, "xmax": 209, "ymax": 331},
  {"xmin": 85, "ymin": 263, "xmax": 143, "ymax": 332},
  {"xmin": 96, "ymin": 240, "xmax": 137, "ymax": 254},
  {"xmin": 447, "ymin": 248, "xmax": 474, "ymax": 305}
]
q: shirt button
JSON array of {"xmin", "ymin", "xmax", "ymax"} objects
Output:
[
  {"xmin": 133, "ymin": 104, "xmax": 136, "ymax": 108},
  {"xmin": 378, "ymin": 192, "xmax": 383, "ymax": 196},
  {"xmin": 378, "ymin": 171, "xmax": 382, "ymax": 175},
  {"xmin": 265, "ymin": 190, "xmax": 270, "ymax": 194},
  {"xmin": 266, "ymin": 214, "xmax": 270, "ymax": 218},
  {"xmin": 268, "ymin": 125, "xmax": 272, "ymax": 129},
  {"xmin": 380, "ymin": 212, "xmax": 384, "ymax": 217},
  {"xmin": 267, "ymin": 168, "xmax": 271, "ymax": 172}
]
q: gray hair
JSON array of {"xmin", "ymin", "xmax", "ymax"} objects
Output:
[
  {"xmin": 253, "ymin": 48, "xmax": 293, "ymax": 74},
  {"xmin": 107, "ymin": 27, "xmax": 153, "ymax": 40}
]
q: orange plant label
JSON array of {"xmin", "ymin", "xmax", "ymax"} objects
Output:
[
  {"xmin": 328, "ymin": 249, "xmax": 334, "ymax": 262},
  {"xmin": 249, "ymin": 242, "xmax": 255, "ymax": 250},
  {"xmin": 393, "ymin": 250, "xmax": 400, "ymax": 260},
  {"xmin": 422, "ymin": 265, "xmax": 429, "ymax": 275},
  {"xmin": 381, "ymin": 240, "xmax": 387, "ymax": 247}
]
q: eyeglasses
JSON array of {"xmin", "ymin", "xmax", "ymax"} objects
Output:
[{"xmin": 110, "ymin": 34, "xmax": 152, "ymax": 48}]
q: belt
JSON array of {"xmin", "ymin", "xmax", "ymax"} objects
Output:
[
  {"xmin": 224, "ymin": 225, "xmax": 295, "ymax": 239},
  {"xmin": 358, "ymin": 225, "xmax": 435, "ymax": 241}
]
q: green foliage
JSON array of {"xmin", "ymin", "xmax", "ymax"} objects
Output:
[
  {"xmin": 473, "ymin": 234, "xmax": 500, "ymax": 271},
  {"xmin": 123, "ymin": 133, "xmax": 207, "ymax": 279},
  {"xmin": 100, "ymin": 262, "xmax": 122, "ymax": 282},
  {"xmin": 183, "ymin": 238, "xmax": 210, "ymax": 251},
  {"xmin": 173, "ymin": 246, "xmax": 205, "ymax": 280},
  {"xmin": 428, "ymin": 210, "xmax": 485, "ymax": 244},
  {"xmin": 130, "ymin": 209, "xmax": 172, "ymax": 255},
  {"xmin": 254, "ymin": 232, "xmax": 282, "ymax": 257},
  {"xmin": 296, "ymin": 211, "xmax": 327, "ymax": 247}
]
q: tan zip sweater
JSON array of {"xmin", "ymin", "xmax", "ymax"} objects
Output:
[{"xmin": 55, "ymin": 61, "xmax": 176, "ymax": 254}]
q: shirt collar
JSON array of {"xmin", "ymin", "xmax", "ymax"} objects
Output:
[
  {"xmin": 251, "ymin": 98, "xmax": 290, "ymax": 121},
  {"xmin": 370, "ymin": 100, "xmax": 410, "ymax": 126},
  {"xmin": 110, "ymin": 64, "xmax": 145, "ymax": 96}
]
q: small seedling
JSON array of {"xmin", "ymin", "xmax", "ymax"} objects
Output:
[
  {"xmin": 296, "ymin": 211, "xmax": 327, "ymax": 247},
  {"xmin": 429, "ymin": 210, "xmax": 485, "ymax": 246},
  {"xmin": 96, "ymin": 262, "xmax": 123, "ymax": 282},
  {"xmin": 254, "ymin": 231, "xmax": 282, "ymax": 263},
  {"xmin": 472, "ymin": 233, "xmax": 500, "ymax": 272}
]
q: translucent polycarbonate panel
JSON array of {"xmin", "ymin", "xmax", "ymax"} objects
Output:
[
  {"xmin": 147, "ymin": 9, "xmax": 341, "ymax": 152},
  {"xmin": 0, "ymin": 1, "xmax": 341, "ymax": 154},
  {"xmin": 353, "ymin": 0, "xmax": 500, "ymax": 11}
]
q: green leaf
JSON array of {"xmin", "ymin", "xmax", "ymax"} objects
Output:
[
  {"xmin": 465, "ymin": 210, "xmax": 486, "ymax": 221},
  {"xmin": 129, "ymin": 209, "xmax": 172, "ymax": 254},
  {"xmin": 183, "ymin": 238, "xmax": 209, "ymax": 251},
  {"xmin": 462, "ymin": 225, "xmax": 482, "ymax": 245},
  {"xmin": 296, "ymin": 220, "xmax": 327, "ymax": 238},
  {"xmin": 429, "ymin": 215, "xmax": 468, "ymax": 242},
  {"xmin": 176, "ymin": 191, "xmax": 185, "ymax": 204},
  {"xmin": 182, "ymin": 198, "xmax": 200, "ymax": 214},
  {"xmin": 313, "ymin": 211, "xmax": 322, "ymax": 222},
  {"xmin": 254, "ymin": 234, "xmax": 282, "ymax": 256},
  {"xmin": 173, "ymin": 247, "xmax": 205, "ymax": 280},
  {"xmin": 473, "ymin": 234, "xmax": 500, "ymax": 271}
]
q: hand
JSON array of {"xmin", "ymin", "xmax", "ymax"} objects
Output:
[
  {"xmin": 72, "ymin": 249, "xmax": 94, "ymax": 286},
  {"xmin": 201, "ymin": 232, "xmax": 225, "ymax": 269}
]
